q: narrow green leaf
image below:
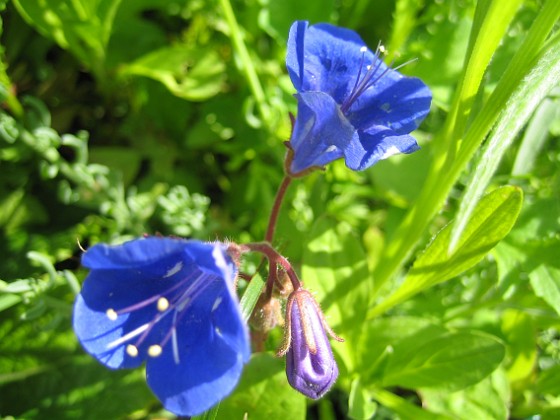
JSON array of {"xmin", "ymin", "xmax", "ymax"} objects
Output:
[
  {"xmin": 369, "ymin": 186, "xmax": 522, "ymax": 318},
  {"xmin": 370, "ymin": 387, "xmax": 453, "ymax": 420},
  {"xmin": 529, "ymin": 265, "xmax": 560, "ymax": 316},
  {"xmin": 239, "ymin": 272, "xmax": 265, "ymax": 322},
  {"xmin": 512, "ymin": 98, "xmax": 558, "ymax": 176},
  {"xmin": 382, "ymin": 331, "xmax": 505, "ymax": 392},
  {"xmin": 0, "ymin": 294, "xmax": 22, "ymax": 312},
  {"xmin": 348, "ymin": 378, "xmax": 377, "ymax": 420},
  {"xmin": 373, "ymin": 0, "xmax": 560, "ymax": 297},
  {"xmin": 449, "ymin": 30, "xmax": 560, "ymax": 252},
  {"xmin": 434, "ymin": 0, "xmax": 523, "ymax": 152},
  {"xmin": 191, "ymin": 402, "xmax": 221, "ymax": 420}
]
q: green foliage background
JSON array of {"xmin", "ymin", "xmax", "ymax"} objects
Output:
[{"xmin": 1, "ymin": 0, "xmax": 559, "ymax": 418}]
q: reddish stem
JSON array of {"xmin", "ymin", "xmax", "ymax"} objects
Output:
[
  {"xmin": 243, "ymin": 242, "xmax": 302, "ymax": 291},
  {"xmin": 265, "ymin": 176, "xmax": 292, "ymax": 243}
]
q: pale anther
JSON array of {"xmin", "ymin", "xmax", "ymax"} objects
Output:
[
  {"xmin": 126, "ymin": 344, "xmax": 138, "ymax": 357},
  {"xmin": 148, "ymin": 345, "xmax": 163, "ymax": 357},
  {"xmin": 106, "ymin": 308, "xmax": 118, "ymax": 321},
  {"xmin": 157, "ymin": 297, "xmax": 169, "ymax": 312},
  {"xmin": 360, "ymin": 46, "xmax": 368, "ymax": 53}
]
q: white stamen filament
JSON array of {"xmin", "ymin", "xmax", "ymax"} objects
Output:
[
  {"xmin": 106, "ymin": 323, "xmax": 150, "ymax": 350},
  {"xmin": 172, "ymin": 328, "xmax": 180, "ymax": 365}
]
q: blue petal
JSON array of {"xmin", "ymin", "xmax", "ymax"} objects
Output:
[
  {"xmin": 82, "ymin": 237, "xmax": 189, "ymax": 273},
  {"xmin": 146, "ymin": 283, "xmax": 250, "ymax": 416},
  {"xmin": 286, "ymin": 20, "xmax": 308, "ymax": 92},
  {"xmin": 348, "ymin": 75, "xmax": 432, "ymax": 134},
  {"xmin": 287, "ymin": 21, "xmax": 369, "ymax": 103},
  {"xmin": 289, "ymin": 91, "xmax": 354, "ymax": 174},
  {"xmin": 345, "ymin": 125, "xmax": 420, "ymax": 171}
]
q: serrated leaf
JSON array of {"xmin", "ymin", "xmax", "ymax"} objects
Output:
[{"xmin": 382, "ymin": 331, "xmax": 505, "ymax": 392}]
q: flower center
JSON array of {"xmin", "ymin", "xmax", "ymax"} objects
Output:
[
  {"xmin": 340, "ymin": 44, "xmax": 415, "ymax": 114},
  {"xmin": 104, "ymin": 269, "xmax": 216, "ymax": 364}
]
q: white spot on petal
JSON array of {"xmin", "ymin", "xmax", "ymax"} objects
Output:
[
  {"xmin": 164, "ymin": 261, "xmax": 183, "ymax": 278},
  {"xmin": 212, "ymin": 297, "xmax": 223, "ymax": 312},
  {"xmin": 381, "ymin": 146, "xmax": 402, "ymax": 159}
]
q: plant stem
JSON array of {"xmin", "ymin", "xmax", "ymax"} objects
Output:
[
  {"xmin": 243, "ymin": 242, "xmax": 302, "ymax": 291},
  {"xmin": 218, "ymin": 0, "xmax": 270, "ymax": 123},
  {"xmin": 265, "ymin": 176, "xmax": 292, "ymax": 243}
]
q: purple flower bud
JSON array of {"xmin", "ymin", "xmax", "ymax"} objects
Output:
[{"xmin": 279, "ymin": 289, "xmax": 343, "ymax": 399}]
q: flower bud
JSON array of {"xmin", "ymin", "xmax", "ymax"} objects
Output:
[{"xmin": 278, "ymin": 288, "xmax": 343, "ymax": 399}]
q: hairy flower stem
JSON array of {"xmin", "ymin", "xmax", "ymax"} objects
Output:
[
  {"xmin": 243, "ymin": 242, "xmax": 302, "ymax": 292},
  {"xmin": 265, "ymin": 176, "xmax": 293, "ymax": 243}
]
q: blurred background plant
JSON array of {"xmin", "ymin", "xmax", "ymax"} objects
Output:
[{"xmin": 1, "ymin": 0, "xmax": 559, "ymax": 419}]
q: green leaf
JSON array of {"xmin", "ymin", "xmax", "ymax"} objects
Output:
[
  {"xmin": 258, "ymin": 0, "xmax": 335, "ymax": 45},
  {"xmin": 369, "ymin": 186, "xmax": 522, "ymax": 318},
  {"xmin": 358, "ymin": 317, "xmax": 447, "ymax": 385},
  {"xmin": 421, "ymin": 369, "xmax": 510, "ymax": 420},
  {"xmin": 373, "ymin": 0, "xmax": 560, "ymax": 296},
  {"xmin": 12, "ymin": 0, "xmax": 122, "ymax": 76},
  {"xmin": 191, "ymin": 402, "xmax": 221, "ymax": 420},
  {"xmin": 349, "ymin": 378, "xmax": 377, "ymax": 420},
  {"xmin": 370, "ymin": 387, "xmax": 453, "ymax": 420},
  {"xmin": 500, "ymin": 309, "xmax": 536, "ymax": 392},
  {"xmin": 529, "ymin": 265, "xmax": 560, "ymax": 316},
  {"xmin": 369, "ymin": 186, "xmax": 523, "ymax": 318},
  {"xmin": 450, "ymin": 25, "xmax": 560, "ymax": 252},
  {"xmin": 511, "ymin": 98, "xmax": 559, "ymax": 176},
  {"xmin": 0, "ymin": 293, "xmax": 22, "ymax": 312},
  {"xmin": 217, "ymin": 353, "xmax": 305, "ymax": 420},
  {"xmin": 121, "ymin": 44, "xmax": 226, "ymax": 101},
  {"xmin": 382, "ymin": 331, "xmax": 505, "ymax": 392},
  {"xmin": 302, "ymin": 217, "xmax": 371, "ymax": 370},
  {"xmin": 239, "ymin": 272, "xmax": 265, "ymax": 322}
]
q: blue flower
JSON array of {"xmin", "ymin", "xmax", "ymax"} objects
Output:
[
  {"xmin": 73, "ymin": 237, "xmax": 250, "ymax": 416},
  {"xmin": 286, "ymin": 21, "xmax": 432, "ymax": 175}
]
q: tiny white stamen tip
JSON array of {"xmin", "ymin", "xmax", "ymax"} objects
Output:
[
  {"xmin": 106, "ymin": 309, "xmax": 118, "ymax": 321},
  {"xmin": 126, "ymin": 344, "xmax": 138, "ymax": 357},
  {"xmin": 366, "ymin": 65, "xmax": 372, "ymax": 71},
  {"xmin": 360, "ymin": 46, "xmax": 368, "ymax": 53},
  {"xmin": 379, "ymin": 45, "xmax": 387, "ymax": 54},
  {"xmin": 148, "ymin": 345, "xmax": 162, "ymax": 357},
  {"xmin": 157, "ymin": 297, "xmax": 169, "ymax": 312}
]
